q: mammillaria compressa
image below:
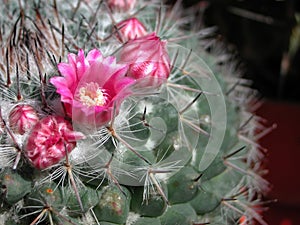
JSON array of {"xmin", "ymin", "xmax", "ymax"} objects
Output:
[{"xmin": 0, "ymin": 1, "xmax": 270, "ymax": 225}]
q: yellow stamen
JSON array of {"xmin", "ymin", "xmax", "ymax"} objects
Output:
[{"xmin": 78, "ymin": 82, "xmax": 108, "ymax": 107}]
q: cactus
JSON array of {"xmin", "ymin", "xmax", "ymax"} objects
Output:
[{"xmin": 0, "ymin": 1, "xmax": 270, "ymax": 224}]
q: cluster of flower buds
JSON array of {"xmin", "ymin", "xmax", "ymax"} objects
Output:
[
  {"xmin": 16, "ymin": 17, "xmax": 170, "ymax": 170},
  {"xmin": 50, "ymin": 19, "xmax": 170, "ymax": 128},
  {"xmin": 6, "ymin": 104, "xmax": 85, "ymax": 169}
]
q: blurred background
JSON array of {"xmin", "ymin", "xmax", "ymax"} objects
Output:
[{"xmin": 166, "ymin": 0, "xmax": 300, "ymax": 224}]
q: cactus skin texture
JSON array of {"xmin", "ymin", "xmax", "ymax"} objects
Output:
[{"xmin": 0, "ymin": 1, "xmax": 270, "ymax": 225}]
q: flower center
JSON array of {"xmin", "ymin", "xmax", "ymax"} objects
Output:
[{"xmin": 78, "ymin": 82, "xmax": 108, "ymax": 107}]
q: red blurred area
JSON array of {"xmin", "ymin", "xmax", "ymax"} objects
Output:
[{"xmin": 257, "ymin": 101, "xmax": 300, "ymax": 225}]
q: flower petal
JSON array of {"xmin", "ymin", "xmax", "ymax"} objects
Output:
[
  {"xmin": 25, "ymin": 116, "xmax": 84, "ymax": 169},
  {"xmin": 52, "ymin": 49, "xmax": 133, "ymax": 128}
]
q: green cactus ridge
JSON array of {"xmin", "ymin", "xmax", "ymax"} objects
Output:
[{"xmin": 0, "ymin": 1, "xmax": 269, "ymax": 225}]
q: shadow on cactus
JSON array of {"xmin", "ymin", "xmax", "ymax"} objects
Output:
[{"xmin": 0, "ymin": 0, "xmax": 270, "ymax": 224}]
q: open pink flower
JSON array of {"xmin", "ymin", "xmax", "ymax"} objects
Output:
[
  {"xmin": 25, "ymin": 116, "xmax": 85, "ymax": 169},
  {"xmin": 118, "ymin": 32, "xmax": 170, "ymax": 87},
  {"xmin": 115, "ymin": 17, "xmax": 147, "ymax": 42},
  {"xmin": 50, "ymin": 49, "xmax": 135, "ymax": 127}
]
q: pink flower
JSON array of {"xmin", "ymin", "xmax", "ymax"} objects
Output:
[
  {"xmin": 115, "ymin": 17, "xmax": 147, "ymax": 42},
  {"xmin": 25, "ymin": 116, "xmax": 85, "ymax": 169},
  {"xmin": 118, "ymin": 32, "xmax": 170, "ymax": 86},
  {"xmin": 50, "ymin": 49, "xmax": 135, "ymax": 127},
  {"xmin": 108, "ymin": 0, "xmax": 136, "ymax": 11},
  {"xmin": 8, "ymin": 104, "xmax": 39, "ymax": 135}
]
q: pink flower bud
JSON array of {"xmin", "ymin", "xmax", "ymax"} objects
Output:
[
  {"xmin": 25, "ymin": 116, "xmax": 85, "ymax": 169},
  {"xmin": 119, "ymin": 32, "xmax": 170, "ymax": 86},
  {"xmin": 108, "ymin": 0, "xmax": 136, "ymax": 12},
  {"xmin": 116, "ymin": 18, "xmax": 147, "ymax": 42},
  {"xmin": 8, "ymin": 104, "xmax": 39, "ymax": 135}
]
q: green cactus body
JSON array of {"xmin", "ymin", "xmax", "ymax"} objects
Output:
[
  {"xmin": 131, "ymin": 217, "xmax": 162, "ymax": 225},
  {"xmin": 0, "ymin": 0, "xmax": 269, "ymax": 225},
  {"xmin": 160, "ymin": 203, "xmax": 198, "ymax": 225},
  {"xmin": 66, "ymin": 185, "xmax": 99, "ymax": 217},
  {"xmin": 0, "ymin": 169, "xmax": 32, "ymax": 205},
  {"xmin": 130, "ymin": 184, "xmax": 167, "ymax": 217},
  {"xmin": 94, "ymin": 186, "xmax": 131, "ymax": 224}
]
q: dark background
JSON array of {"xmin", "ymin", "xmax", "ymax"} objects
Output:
[
  {"xmin": 176, "ymin": 0, "xmax": 300, "ymax": 102},
  {"xmin": 167, "ymin": 1, "xmax": 300, "ymax": 224}
]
